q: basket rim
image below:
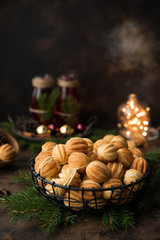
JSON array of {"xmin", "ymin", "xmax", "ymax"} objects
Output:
[{"xmin": 30, "ymin": 157, "xmax": 151, "ymax": 192}]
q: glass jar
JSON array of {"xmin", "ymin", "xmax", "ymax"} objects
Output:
[
  {"xmin": 117, "ymin": 93, "xmax": 150, "ymax": 138},
  {"xmin": 29, "ymin": 75, "xmax": 54, "ymax": 125},
  {"xmin": 54, "ymin": 72, "xmax": 80, "ymax": 129}
]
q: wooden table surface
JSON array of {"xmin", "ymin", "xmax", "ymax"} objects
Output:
[{"xmin": 0, "ymin": 139, "xmax": 160, "ymax": 240}]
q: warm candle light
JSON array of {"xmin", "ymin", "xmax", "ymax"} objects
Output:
[{"xmin": 117, "ymin": 93, "xmax": 150, "ymax": 139}]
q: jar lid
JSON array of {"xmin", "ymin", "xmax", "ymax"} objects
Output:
[
  {"xmin": 57, "ymin": 78, "xmax": 78, "ymax": 88},
  {"xmin": 32, "ymin": 75, "xmax": 54, "ymax": 88}
]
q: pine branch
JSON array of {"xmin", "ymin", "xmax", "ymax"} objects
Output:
[
  {"xmin": 61, "ymin": 209, "xmax": 77, "ymax": 226},
  {"xmin": 0, "ymin": 122, "xmax": 15, "ymax": 136},
  {"xmin": 47, "ymin": 88, "xmax": 60, "ymax": 111},
  {"xmin": 118, "ymin": 208, "xmax": 135, "ymax": 230},
  {"xmin": 144, "ymin": 148, "xmax": 160, "ymax": 163},
  {"xmin": 62, "ymin": 95, "xmax": 80, "ymax": 126},
  {"xmin": 11, "ymin": 170, "xmax": 32, "ymax": 186},
  {"xmin": 102, "ymin": 209, "xmax": 119, "ymax": 231},
  {"xmin": 0, "ymin": 186, "xmax": 78, "ymax": 233},
  {"xmin": 39, "ymin": 205, "xmax": 62, "ymax": 233},
  {"xmin": 38, "ymin": 88, "xmax": 60, "ymax": 122},
  {"xmin": 90, "ymin": 129, "xmax": 117, "ymax": 142},
  {"xmin": 102, "ymin": 207, "xmax": 135, "ymax": 231}
]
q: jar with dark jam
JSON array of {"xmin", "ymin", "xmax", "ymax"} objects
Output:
[
  {"xmin": 29, "ymin": 75, "xmax": 54, "ymax": 125},
  {"xmin": 54, "ymin": 73, "xmax": 80, "ymax": 129}
]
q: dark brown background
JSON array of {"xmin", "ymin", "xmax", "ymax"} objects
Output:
[{"xmin": 0, "ymin": 0, "xmax": 160, "ymax": 128}]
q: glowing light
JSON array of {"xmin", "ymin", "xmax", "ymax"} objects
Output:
[
  {"xmin": 127, "ymin": 113, "xmax": 131, "ymax": 119},
  {"xmin": 117, "ymin": 94, "xmax": 150, "ymax": 139},
  {"xmin": 130, "ymin": 100, "xmax": 135, "ymax": 109},
  {"xmin": 142, "ymin": 132, "xmax": 147, "ymax": 136},
  {"xmin": 137, "ymin": 112, "xmax": 143, "ymax": 117},
  {"xmin": 117, "ymin": 123, "xmax": 121, "ymax": 127},
  {"xmin": 133, "ymin": 127, "xmax": 138, "ymax": 131},
  {"xmin": 126, "ymin": 131, "xmax": 130, "ymax": 136}
]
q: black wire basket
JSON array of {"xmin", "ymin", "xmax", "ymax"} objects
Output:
[{"xmin": 30, "ymin": 158, "xmax": 151, "ymax": 212}]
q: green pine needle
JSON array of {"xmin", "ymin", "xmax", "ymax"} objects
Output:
[
  {"xmin": 144, "ymin": 148, "xmax": 160, "ymax": 163},
  {"xmin": 11, "ymin": 170, "xmax": 32, "ymax": 186},
  {"xmin": 90, "ymin": 129, "xmax": 117, "ymax": 142},
  {"xmin": 102, "ymin": 209, "xmax": 119, "ymax": 231},
  {"xmin": 62, "ymin": 94, "xmax": 80, "ymax": 126},
  {"xmin": 39, "ymin": 205, "xmax": 62, "ymax": 233},
  {"xmin": 118, "ymin": 208, "xmax": 135, "ymax": 230},
  {"xmin": 38, "ymin": 88, "xmax": 60, "ymax": 121},
  {"xmin": 61, "ymin": 209, "xmax": 77, "ymax": 226}
]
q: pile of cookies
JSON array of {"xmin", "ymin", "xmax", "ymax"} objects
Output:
[{"xmin": 34, "ymin": 134, "xmax": 148, "ymax": 210}]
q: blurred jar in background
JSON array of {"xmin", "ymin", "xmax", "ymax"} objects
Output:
[
  {"xmin": 54, "ymin": 72, "xmax": 80, "ymax": 130},
  {"xmin": 29, "ymin": 74, "xmax": 54, "ymax": 125}
]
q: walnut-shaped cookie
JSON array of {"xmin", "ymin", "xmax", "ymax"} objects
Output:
[
  {"xmin": 52, "ymin": 144, "xmax": 68, "ymax": 165},
  {"xmin": 41, "ymin": 142, "xmax": 56, "ymax": 153},
  {"xmin": 93, "ymin": 139, "xmax": 109, "ymax": 153},
  {"xmin": 35, "ymin": 151, "xmax": 61, "ymax": 178},
  {"xmin": 97, "ymin": 143, "xmax": 117, "ymax": 163},
  {"xmin": 80, "ymin": 180, "xmax": 102, "ymax": 200},
  {"xmin": 132, "ymin": 133, "xmax": 147, "ymax": 147},
  {"xmin": 82, "ymin": 138, "xmax": 93, "ymax": 153},
  {"xmin": 64, "ymin": 190, "xmax": 84, "ymax": 210},
  {"xmin": 0, "ymin": 143, "xmax": 16, "ymax": 161},
  {"xmin": 111, "ymin": 135, "xmax": 128, "ymax": 150},
  {"xmin": 59, "ymin": 164, "xmax": 81, "ymax": 187},
  {"xmin": 117, "ymin": 148, "xmax": 134, "ymax": 169},
  {"xmin": 86, "ymin": 160, "xmax": 110, "ymax": 183},
  {"xmin": 127, "ymin": 140, "xmax": 136, "ymax": 149},
  {"xmin": 87, "ymin": 151, "xmax": 97, "ymax": 163},
  {"xmin": 103, "ymin": 134, "xmax": 115, "ymax": 142},
  {"xmin": 130, "ymin": 148, "xmax": 144, "ymax": 159},
  {"xmin": 65, "ymin": 137, "xmax": 88, "ymax": 155},
  {"xmin": 102, "ymin": 178, "xmax": 122, "ymax": 201},
  {"xmin": 131, "ymin": 157, "xmax": 148, "ymax": 175},
  {"xmin": 123, "ymin": 169, "xmax": 143, "ymax": 191},
  {"xmin": 118, "ymin": 188, "xmax": 133, "ymax": 205},
  {"xmin": 107, "ymin": 162, "xmax": 125, "ymax": 180},
  {"xmin": 88, "ymin": 198, "xmax": 106, "ymax": 209},
  {"xmin": 45, "ymin": 178, "xmax": 66, "ymax": 197},
  {"xmin": 68, "ymin": 152, "xmax": 89, "ymax": 172}
]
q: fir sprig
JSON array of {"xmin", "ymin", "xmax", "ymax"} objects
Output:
[
  {"xmin": 144, "ymin": 148, "xmax": 160, "ymax": 163},
  {"xmin": 61, "ymin": 209, "xmax": 77, "ymax": 226},
  {"xmin": 119, "ymin": 208, "xmax": 135, "ymax": 230},
  {"xmin": 0, "ymin": 186, "xmax": 77, "ymax": 233},
  {"xmin": 39, "ymin": 204, "xmax": 62, "ymax": 233},
  {"xmin": 90, "ymin": 129, "xmax": 117, "ymax": 142},
  {"xmin": 101, "ymin": 208, "xmax": 135, "ymax": 231},
  {"xmin": 102, "ymin": 209, "xmax": 119, "ymax": 231},
  {"xmin": 38, "ymin": 88, "xmax": 59, "ymax": 121},
  {"xmin": 62, "ymin": 94, "xmax": 80, "ymax": 126},
  {"xmin": 11, "ymin": 170, "xmax": 32, "ymax": 186}
]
